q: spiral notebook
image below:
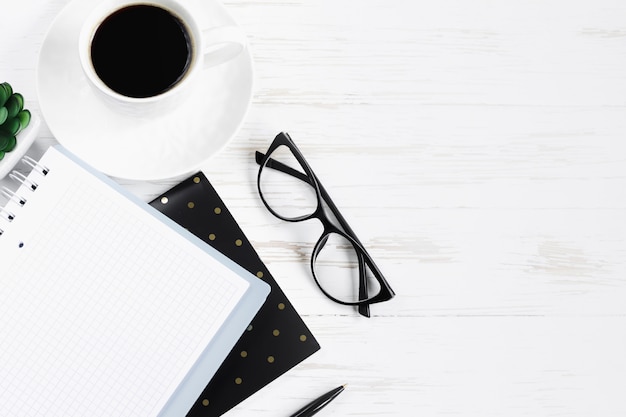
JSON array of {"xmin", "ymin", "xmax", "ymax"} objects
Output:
[{"xmin": 0, "ymin": 146, "xmax": 270, "ymax": 417}]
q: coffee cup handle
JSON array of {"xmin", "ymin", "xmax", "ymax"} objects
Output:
[{"xmin": 201, "ymin": 26, "xmax": 246, "ymax": 69}]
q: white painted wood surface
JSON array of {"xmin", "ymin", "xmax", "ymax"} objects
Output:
[{"xmin": 2, "ymin": 0, "xmax": 626, "ymax": 415}]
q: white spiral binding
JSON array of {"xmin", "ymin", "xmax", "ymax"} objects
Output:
[
  {"xmin": 9, "ymin": 171, "xmax": 39, "ymax": 191},
  {"xmin": 0, "ymin": 205, "xmax": 15, "ymax": 220},
  {"xmin": 22, "ymin": 155, "xmax": 49, "ymax": 176},
  {"xmin": 2, "ymin": 187, "xmax": 27, "ymax": 206},
  {"xmin": 0, "ymin": 155, "xmax": 50, "ymax": 235}
]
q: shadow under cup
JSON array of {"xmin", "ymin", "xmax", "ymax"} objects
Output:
[{"xmin": 90, "ymin": 4, "xmax": 193, "ymax": 99}]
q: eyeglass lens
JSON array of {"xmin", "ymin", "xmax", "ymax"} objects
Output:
[
  {"xmin": 313, "ymin": 232, "xmax": 382, "ymax": 304},
  {"xmin": 258, "ymin": 144, "xmax": 318, "ymax": 220}
]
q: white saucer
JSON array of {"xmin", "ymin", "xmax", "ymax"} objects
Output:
[{"xmin": 37, "ymin": 0, "xmax": 253, "ymax": 181}]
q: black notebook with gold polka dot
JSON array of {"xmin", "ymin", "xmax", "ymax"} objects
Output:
[{"xmin": 149, "ymin": 172, "xmax": 320, "ymax": 417}]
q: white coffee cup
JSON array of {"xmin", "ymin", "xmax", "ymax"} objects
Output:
[{"xmin": 78, "ymin": 0, "xmax": 246, "ymax": 116}]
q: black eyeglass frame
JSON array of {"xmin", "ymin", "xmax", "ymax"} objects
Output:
[{"xmin": 255, "ymin": 132, "xmax": 395, "ymax": 312}]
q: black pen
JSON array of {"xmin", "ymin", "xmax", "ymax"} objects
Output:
[{"xmin": 289, "ymin": 385, "xmax": 346, "ymax": 417}]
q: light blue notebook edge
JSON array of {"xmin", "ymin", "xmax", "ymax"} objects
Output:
[{"xmin": 52, "ymin": 145, "xmax": 271, "ymax": 416}]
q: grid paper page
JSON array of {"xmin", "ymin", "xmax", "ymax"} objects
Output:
[{"xmin": 0, "ymin": 150, "xmax": 249, "ymax": 417}]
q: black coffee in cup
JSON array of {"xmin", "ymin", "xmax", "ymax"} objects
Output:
[{"xmin": 90, "ymin": 4, "xmax": 192, "ymax": 98}]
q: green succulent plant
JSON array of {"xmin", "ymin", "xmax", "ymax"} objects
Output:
[{"xmin": 0, "ymin": 82, "xmax": 31, "ymax": 161}]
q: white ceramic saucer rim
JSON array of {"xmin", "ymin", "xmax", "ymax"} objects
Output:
[{"xmin": 36, "ymin": 0, "xmax": 254, "ymax": 181}]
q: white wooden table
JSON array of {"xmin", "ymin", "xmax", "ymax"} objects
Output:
[{"xmin": 2, "ymin": 0, "xmax": 626, "ymax": 415}]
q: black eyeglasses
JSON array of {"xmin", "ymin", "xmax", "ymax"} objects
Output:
[{"xmin": 255, "ymin": 132, "xmax": 395, "ymax": 317}]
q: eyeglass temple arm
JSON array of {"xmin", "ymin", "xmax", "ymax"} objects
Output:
[
  {"xmin": 255, "ymin": 151, "xmax": 312, "ymax": 184},
  {"xmin": 256, "ymin": 151, "xmax": 376, "ymax": 317}
]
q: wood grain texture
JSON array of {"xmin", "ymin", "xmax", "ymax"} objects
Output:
[{"xmin": 1, "ymin": 0, "xmax": 626, "ymax": 415}]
